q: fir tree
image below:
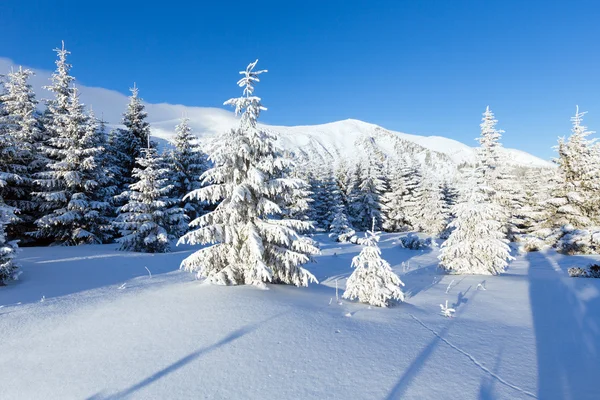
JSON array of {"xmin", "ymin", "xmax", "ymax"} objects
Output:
[
  {"xmin": 415, "ymin": 173, "xmax": 447, "ymax": 237},
  {"xmin": 178, "ymin": 60, "xmax": 318, "ymax": 287},
  {"xmin": 113, "ymin": 84, "xmax": 152, "ymax": 201},
  {"xmin": 343, "ymin": 220, "xmax": 404, "ymax": 307},
  {"xmin": 0, "ymin": 67, "xmax": 47, "ymax": 242},
  {"xmin": 438, "ymin": 169, "xmax": 513, "ymax": 275},
  {"xmin": 34, "ymin": 83, "xmax": 112, "ymax": 245},
  {"xmin": 351, "ymin": 160, "xmax": 386, "ymax": 231},
  {"xmin": 0, "ymin": 200, "xmax": 19, "ymax": 284},
  {"xmin": 115, "ymin": 147, "xmax": 187, "ymax": 253},
  {"xmin": 168, "ymin": 118, "xmax": 208, "ymax": 223},
  {"xmin": 381, "ymin": 160, "xmax": 410, "ymax": 232},
  {"xmin": 402, "ymin": 164, "xmax": 425, "ymax": 231}
]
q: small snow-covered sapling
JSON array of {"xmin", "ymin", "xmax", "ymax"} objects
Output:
[{"xmin": 440, "ymin": 300, "xmax": 455, "ymax": 318}]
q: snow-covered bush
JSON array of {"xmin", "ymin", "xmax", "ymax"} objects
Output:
[
  {"xmin": 568, "ymin": 264, "xmax": 600, "ymax": 278},
  {"xmin": 400, "ymin": 233, "xmax": 437, "ymax": 250},
  {"xmin": 343, "ymin": 228, "xmax": 404, "ymax": 307},
  {"xmin": 556, "ymin": 226, "xmax": 600, "ymax": 255},
  {"xmin": 329, "ymin": 209, "xmax": 356, "ymax": 242}
]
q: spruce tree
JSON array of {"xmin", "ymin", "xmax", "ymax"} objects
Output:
[
  {"xmin": 0, "ymin": 200, "xmax": 18, "ymax": 284},
  {"xmin": 34, "ymin": 86, "xmax": 113, "ymax": 245},
  {"xmin": 415, "ymin": 173, "xmax": 447, "ymax": 237},
  {"xmin": 351, "ymin": 160, "xmax": 386, "ymax": 231},
  {"xmin": 381, "ymin": 160, "xmax": 410, "ymax": 232},
  {"xmin": 178, "ymin": 60, "xmax": 318, "ymax": 287},
  {"xmin": 115, "ymin": 147, "xmax": 186, "ymax": 253},
  {"xmin": 343, "ymin": 220, "xmax": 404, "ymax": 307},
  {"xmin": 168, "ymin": 118, "xmax": 208, "ymax": 223},
  {"xmin": 438, "ymin": 168, "xmax": 513, "ymax": 275},
  {"xmin": 0, "ymin": 67, "xmax": 46, "ymax": 242}
]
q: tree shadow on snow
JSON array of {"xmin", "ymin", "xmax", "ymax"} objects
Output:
[
  {"xmin": 478, "ymin": 346, "xmax": 504, "ymax": 400},
  {"xmin": 86, "ymin": 312, "xmax": 285, "ymax": 400},
  {"xmin": 527, "ymin": 251, "xmax": 600, "ymax": 399},
  {"xmin": 401, "ymin": 265, "xmax": 442, "ymax": 299},
  {"xmin": 384, "ymin": 289, "xmax": 480, "ymax": 399}
]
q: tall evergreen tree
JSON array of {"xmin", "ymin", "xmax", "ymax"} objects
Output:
[
  {"xmin": 112, "ymin": 85, "xmax": 152, "ymax": 202},
  {"xmin": 381, "ymin": 160, "xmax": 410, "ymax": 232},
  {"xmin": 178, "ymin": 60, "xmax": 319, "ymax": 287},
  {"xmin": 438, "ymin": 168, "xmax": 513, "ymax": 275},
  {"xmin": 168, "ymin": 118, "xmax": 208, "ymax": 223},
  {"xmin": 351, "ymin": 159, "xmax": 386, "ymax": 231},
  {"xmin": 0, "ymin": 67, "xmax": 47, "ymax": 242},
  {"xmin": 415, "ymin": 173, "xmax": 447, "ymax": 237},
  {"xmin": 115, "ymin": 147, "xmax": 187, "ymax": 253},
  {"xmin": 34, "ymin": 75, "xmax": 112, "ymax": 245}
]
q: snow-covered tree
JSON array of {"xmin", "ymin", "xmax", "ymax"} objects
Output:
[
  {"xmin": 438, "ymin": 169, "xmax": 513, "ymax": 275},
  {"xmin": 0, "ymin": 67, "xmax": 46, "ymax": 241},
  {"xmin": 414, "ymin": 173, "xmax": 447, "ymax": 236},
  {"xmin": 343, "ymin": 221, "xmax": 404, "ymax": 307},
  {"xmin": 308, "ymin": 164, "xmax": 340, "ymax": 231},
  {"xmin": 178, "ymin": 60, "xmax": 319, "ymax": 287},
  {"xmin": 381, "ymin": 160, "xmax": 410, "ymax": 232},
  {"xmin": 401, "ymin": 164, "xmax": 425, "ymax": 231},
  {"xmin": 350, "ymin": 159, "xmax": 386, "ymax": 231},
  {"xmin": 34, "ymin": 80, "xmax": 113, "ymax": 245},
  {"xmin": 0, "ymin": 200, "xmax": 19, "ymax": 284},
  {"xmin": 167, "ymin": 118, "xmax": 208, "ymax": 223},
  {"xmin": 115, "ymin": 147, "xmax": 187, "ymax": 253},
  {"xmin": 112, "ymin": 85, "xmax": 153, "ymax": 202}
]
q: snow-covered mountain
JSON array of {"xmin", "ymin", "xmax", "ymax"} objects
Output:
[
  {"xmin": 0, "ymin": 57, "xmax": 554, "ymax": 175},
  {"xmin": 153, "ymin": 114, "xmax": 552, "ymax": 177}
]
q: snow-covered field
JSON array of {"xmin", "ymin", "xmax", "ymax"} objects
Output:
[{"xmin": 1, "ymin": 234, "xmax": 599, "ymax": 400}]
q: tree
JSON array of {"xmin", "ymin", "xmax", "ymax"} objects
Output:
[
  {"xmin": 438, "ymin": 169, "xmax": 513, "ymax": 275},
  {"xmin": 168, "ymin": 118, "xmax": 208, "ymax": 223},
  {"xmin": 34, "ymin": 80, "xmax": 113, "ymax": 245},
  {"xmin": 401, "ymin": 163, "xmax": 425, "ymax": 231},
  {"xmin": 0, "ymin": 67, "xmax": 46, "ymax": 242},
  {"xmin": 350, "ymin": 159, "xmax": 386, "ymax": 231},
  {"xmin": 112, "ymin": 84, "xmax": 152, "ymax": 201},
  {"xmin": 343, "ymin": 220, "xmax": 404, "ymax": 307},
  {"xmin": 415, "ymin": 173, "xmax": 447, "ymax": 237},
  {"xmin": 178, "ymin": 60, "xmax": 318, "ymax": 287},
  {"xmin": 115, "ymin": 147, "xmax": 187, "ymax": 253},
  {"xmin": 0, "ymin": 200, "xmax": 18, "ymax": 284},
  {"xmin": 381, "ymin": 160, "xmax": 410, "ymax": 232}
]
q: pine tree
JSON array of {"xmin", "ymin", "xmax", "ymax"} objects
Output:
[
  {"xmin": 476, "ymin": 106, "xmax": 511, "ymax": 233},
  {"xmin": 115, "ymin": 147, "xmax": 186, "ymax": 253},
  {"xmin": 440, "ymin": 180, "xmax": 459, "ymax": 238},
  {"xmin": 438, "ymin": 169, "xmax": 513, "ymax": 275},
  {"xmin": 34, "ymin": 81, "xmax": 113, "ymax": 244},
  {"xmin": 351, "ymin": 159, "xmax": 386, "ymax": 231},
  {"xmin": 381, "ymin": 160, "xmax": 410, "ymax": 232},
  {"xmin": 402, "ymin": 164, "xmax": 425, "ymax": 231},
  {"xmin": 309, "ymin": 165, "xmax": 338, "ymax": 231},
  {"xmin": 168, "ymin": 118, "xmax": 208, "ymax": 223},
  {"xmin": 343, "ymin": 220, "xmax": 404, "ymax": 307},
  {"xmin": 415, "ymin": 173, "xmax": 447, "ymax": 237},
  {"xmin": 113, "ymin": 85, "xmax": 152, "ymax": 201},
  {"xmin": 0, "ymin": 67, "xmax": 46, "ymax": 242},
  {"xmin": 178, "ymin": 60, "xmax": 318, "ymax": 287},
  {"xmin": 0, "ymin": 200, "xmax": 19, "ymax": 284}
]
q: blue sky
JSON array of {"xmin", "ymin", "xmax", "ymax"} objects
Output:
[{"xmin": 1, "ymin": 0, "xmax": 598, "ymax": 159}]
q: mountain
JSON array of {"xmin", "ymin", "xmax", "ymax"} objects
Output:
[
  {"xmin": 0, "ymin": 57, "xmax": 554, "ymax": 176},
  {"xmin": 153, "ymin": 114, "xmax": 553, "ymax": 178}
]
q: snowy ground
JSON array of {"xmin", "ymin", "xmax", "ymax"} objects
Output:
[{"xmin": 1, "ymin": 234, "xmax": 599, "ymax": 400}]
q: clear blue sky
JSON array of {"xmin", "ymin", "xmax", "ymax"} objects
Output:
[{"xmin": 2, "ymin": 0, "xmax": 599, "ymax": 159}]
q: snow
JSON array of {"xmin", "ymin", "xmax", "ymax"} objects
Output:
[
  {"xmin": 0, "ymin": 57, "xmax": 553, "ymax": 171},
  {"xmin": 1, "ymin": 234, "xmax": 598, "ymax": 399}
]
